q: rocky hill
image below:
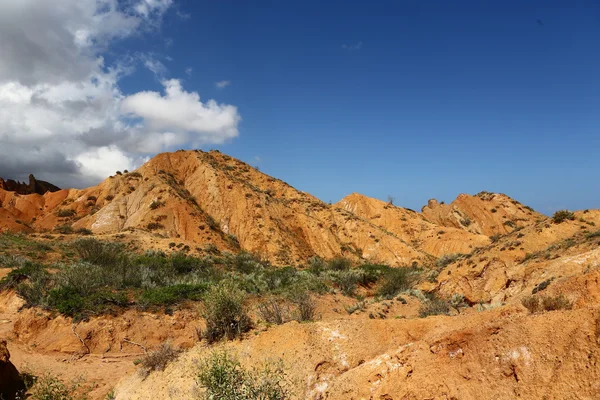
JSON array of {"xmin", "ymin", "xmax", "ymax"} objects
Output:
[
  {"xmin": 0, "ymin": 150, "xmax": 550, "ymax": 268},
  {"xmin": 0, "ymin": 174, "xmax": 60, "ymax": 196}
]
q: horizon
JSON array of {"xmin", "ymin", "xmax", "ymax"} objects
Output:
[{"xmin": 0, "ymin": 0, "xmax": 598, "ymax": 214}]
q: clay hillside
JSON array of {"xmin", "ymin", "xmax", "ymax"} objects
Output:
[
  {"xmin": 0, "ymin": 149, "xmax": 599, "ymax": 400},
  {"xmin": 0, "ymin": 150, "xmax": 545, "ymax": 266}
]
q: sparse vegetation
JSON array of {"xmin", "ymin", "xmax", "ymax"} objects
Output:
[
  {"xmin": 56, "ymin": 209, "xmax": 76, "ymax": 218},
  {"xmin": 202, "ymin": 282, "xmax": 252, "ymax": 343},
  {"xmin": 149, "ymin": 200, "xmax": 165, "ymax": 210},
  {"xmin": 139, "ymin": 342, "xmax": 180, "ymax": 377},
  {"xmin": 376, "ymin": 267, "xmax": 416, "ymax": 299},
  {"xmin": 146, "ymin": 222, "xmax": 164, "ymax": 230},
  {"xmin": 521, "ymin": 294, "xmax": 572, "ymax": 313},
  {"xmin": 552, "ymin": 210, "xmax": 575, "ymax": 224},
  {"xmin": 28, "ymin": 373, "xmax": 89, "ymax": 400},
  {"xmin": 419, "ymin": 297, "xmax": 451, "ymax": 317},
  {"xmin": 197, "ymin": 351, "xmax": 291, "ymax": 400},
  {"xmin": 257, "ymin": 297, "xmax": 289, "ymax": 324}
]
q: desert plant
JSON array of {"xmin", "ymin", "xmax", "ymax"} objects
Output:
[
  {"xmin": 541, "ymin": 294, "xmax": 572, "ymax": 311},
  {"xmin": 327, "ymin": 257, "xmax": 352, "ymax": 271},
  {"xmin": 56, "ymin": 209, "xmax": 76, "ymax": 218},
  {"xmin": 376, "ymin": 268, "xmax": 415, "ymax": 299},
  {"xmin": 418, "ymin": 297, "xmax": 451, "ymax": 317},
  {"xmin": 345, "ymin": 300, "xmax": 367, "ymax": 315},
  {"xmin": 139, "ymin": 342, "xmax": 180, "ymax": 377},
  {"xmin": 521, "ymin": 294, "xmax": 572, "ymax": 313},
  {"xmin": 28, "ymin": 373, "xmax": 88, "ymax": 400},
  {"xmin": 202, "ymin": 282, "xmax": 252, "ymax": 343},
  {"xmin": 54, "ymin": 225, "xmax": 74, "ymax": 234},
  {"xmin": 146, "ymin": 222, "xmax": 164, "ymax": 230},
  {"xmin": 149, "ymin": 200, "xmax": 165, "ymax": 210},
  {"xmin": 257, "ymin": 298, "xmax": 289, "ymax": 325},
  {"xmin": 197, "ymin": 351, "xmax": 290, "ymax": 400},
  {"xmin": 288, "ymin": 289, "xmax": 316, "ymax": 322},
  {"xmin": 436, "ymin": 254, "xmax": 460, "ymax": 268},
  {"xmin": 552, "ymin": 210, "xmax": 575, "ymax": 223}
]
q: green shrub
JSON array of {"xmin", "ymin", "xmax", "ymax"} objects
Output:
[
  {"xmin": 29, "ymin": 373, "xmax": 88, "ymax": 400},
  {"xmin": 56, "ymin": 209, "xmax": 76, "ymax": 218},
  {"xmin": 418, "ymin": 298, "xmax": 450, "ymax": 317},
  {"xmin": 202, "ymin": 282, "xmax": 252, "ymax": 343},
  {"xmin": 327, "ymin": 257, "xmax": 352, "ymax": 271},
  {"xmin": 149, "ymin": 200, "xmax": 165, "ymax": 210},
  {"xmin": 146, "ymin": 222, "xmax": 164, "ymax": 230},
  {"xmin": 139, "ymin": 343, "xmax": 180, "ymax": 377},
  {"xmin": 287, "ymin": 289, "xmax": 316, "ymax": 322},
  {"xmin": 197, "ymin": 351, "xmax": 291, "ymax": 400},
  {"xmin": 436, "ymin": 254, "xmax": 460, "ymax": 268},
  {"xmin": 54, "ymin": 225, "xmax": 74, "ymax": 234},
  {"xmin": 257, "ymin": 298, "xmax": 289, "ymax": 325},
  {"xmin": 376, "ymin": 268, "xmax": 415, "ymax": 298},
  {"xmin": 356, "ymin": 264, "xmax": 391, "ymax": 286},
  {"xmin": 521, "ymin": 294, "xmax": 572, "ymax": 313},
  {"xmin": 138, "ymin": 284, "xmax": 209, "ymax": 308},
  {"xmin": 72, "ymin": 238, "xmax": 125, "ymax": 266},
  {"xmin": 552, "ymin": 210, "xmax": 575, "ymax": 224}
]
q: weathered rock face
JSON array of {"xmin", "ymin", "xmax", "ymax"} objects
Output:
[
  {"xmin": 0, "ymin": 174, "xmax": 60, "ymax": 195},
  {"xmin": 0, "ymin": 340, "xmax": 26, "ymax": 400},
  {"xmin": 0, "ymin": 150, "xmax": 551, "ymax": 266},
  {"xmin": 421, "ymin": 192, "xmax": 544, "ymax": 236}
]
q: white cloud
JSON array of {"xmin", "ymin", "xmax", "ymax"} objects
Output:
[
  {"xmin": 185, "ymin": 67, "xmax": 193, "ymax": 76},
  {"xmin": 215, "ymin": 80, "xmax": 231, "ymax": 89},
  {"xmin": 0, "ymin": 0, "xmax": 241, "ymax": 188},
  {"xmin": 75, "ymin": 145, "xmax": 135, "ymax": 181},
  {"xmin": 121, "ymin": 79, "xmax": 240, "ymax": 145},
  {"xmin": 143, "ymin": 56, "xmax": 168, "ymax": 77},
  {"xmin": 342, "ymin": 41, "xmax": 363, "ymax": 51}
]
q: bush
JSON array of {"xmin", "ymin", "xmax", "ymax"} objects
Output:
[
  {"xmin": 257, "ymin": 298, "xmax": 289, "ymax": 325},
  {"xmin": 521, "ymin": 294, "xmax": 572, "ymax": 313},
  {"xmin": 56, "ymin": 209, "xmax": 76, "ymax": 218},
  {"xmin": 197, "ymin": 351, "xmax": 290, "ymax": 400},
  {"xmin": 327, "ymin": 257, "xmax": 352, "ymax": 271},
  {"xmin": 54, "ymin": 225, "xmax": 74, "ymax": 234},
  {"xmin": 146, "ymin": 222, "xmax": 164, "ymax": 230},
  {"xmin": 72, "ymin": 238, "xmax": 125, "ymax": 266},
  {"xmin": 436, "ymin": 254, "xmax": 460, "ymax": 268},
  {"xmin": 356, "ymin": 264, "xmax": 391, "ymax": 286},
  {"xmin": 288, "ymin": 289, "xmax": 316, "ymax": 322},
  {"xmin": 139, "ymin": 343, "xmax": 180, "ymax": 377},
  {"xmin": 552, "ymin": 210, "xmax": 575, "ymax": 224},
  {"xmin": 29, "ymin": 373, "xmax": 88, "ymax": 400},
  {"xmin": 75, "ymin": 228, "xmax": 93, "ymax": 236},
  {"xmin": 138, "ymin": 284, "xmax": 209, "ymax": 308},
  {"xmin": 149, "ymin": 200, "xmax": 165, "ymax": 210},
  {"xmin": 202, "ymin": 282, "xmax": 252, "ymax": 343},
  {"xmin": 418, "ymin": 298, "xmax": 450, "ymax": 317},
  {"xmin": 376, "ymin": 268, "xmax": 415, "ymax": 298}
]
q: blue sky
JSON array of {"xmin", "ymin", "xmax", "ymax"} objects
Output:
[{"xmin": 1, "ymin": 0, "xmax": 598, "ymax": 214}]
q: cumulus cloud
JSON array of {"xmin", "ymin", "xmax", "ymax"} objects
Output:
[
  {"xmin": 0, "ymin": 0, "xmax": 241, "ymax": 188},
  {"xmin": 122, "ymin": 79, "xmax": 239, "ymax": 144},
  {"xmin": 215, "ymin": 80, "xmax": 231, "ymax": 89}
]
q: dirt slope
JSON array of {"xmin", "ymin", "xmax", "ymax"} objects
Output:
[
  {"xmin": 0, "ymin": 150, "xmax": 433, "ymax": 266},
  {"xmin": 435, "ymin": 209, "xmax": 600, "ymax": 304},
  {"xmin": 337, "ymin": 193, "xmax": 490, "ymax": 257},
  {"xmin": 422, "ymin": 192, "xmax": 544, "ymax": 236},
  {"xmin": 113, "ymin": 303, "xmax": 600, "ymax": 400}
]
